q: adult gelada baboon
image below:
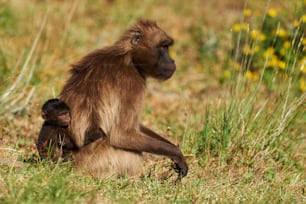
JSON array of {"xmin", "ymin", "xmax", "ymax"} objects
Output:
[{"xmin": 60, "ymin": 19, "xmax": 188, "ymax": 178}]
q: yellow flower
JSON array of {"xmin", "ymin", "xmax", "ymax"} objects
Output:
[
  {"xmin": 277, "ymin": 60, "xmax": 286, "ymax": 70},
  {"xmin": 293, "ymin": 20, "xmax": 299, "ymax": 27},
  {"xmin": 299, "ymin": 77, "xmax": 306, "ymax": 92},
  {"xmin": 232, "ymin": 23, "xmax": 249, "ymax": 32},
  {"xmin": 299, "ymin": 58, "xmax": 306, "ymax": 74},
  {"xmin": 233, "ymin": 24, "xmax": 241, "ymax": 32},
  {"xmin": 251, "ymin": 29, "xmax": 259, "ymax": 39},
  {"xmin": 283, "ymin": 41, "xmax": 291, "ymax": 48},
  {"xmin": 301, "ymin": 37, "xmax": 306, "ymax": 46},
  {"xmin": 266, "ymin": 55, "xmax": 278, "ymax": 67},
  {"xmin": 246, "ymin": 70, "xmax": 259, "ymax": 81},
  {"xmin": 230, "ymin": 60, "xmax": 241, "ymax": 70},
  {"xmin": 253, "ymin": 45, "xmax": 260, "ymax": 52},
  {"xmin": 263, "ymin": 47, "xmax": 275, "ymax": 58},
  {"xmin": 301, "ymin": 66, "xmax": 306, "ymax": 74},
  {"xmin": 251, "ymin": 30, "xmax": 266, "ymax": 41},
  {"xmin": 268, "ymin": 8, "xmax": 277, "ymax": 18},
  {"xmin": 302, "ymin": 15, "xmax": 306, "ymax": 23},
  {"xmin": 223, "ymin": 70, "xmax": 231, "ymax": 79},
  {"xmin": 241, "ymin": 22, "xmax": 249, "ymax": 30},
  {"xmin": 280, "ymin": 48, "xmax": 286, "ymax": 56},
  {"xmin": 259, "ymin": 33, "xmax": 266, "ymax": 41},
  {"xmin": 243, "ymin": 44, "xmax": 259, "ymax": 55},
  {"xmin": 276, "ymin": 28, "xmax": 288, "ymax": 38},
  {"xmin": 246, "ymin": 70, "xmax": 253, "ymax": 79},
  {"xmin": 242, "ymin": 44, "xmax": 251, "ymax": 55},
  {"xmin": 244, "ymin": 9, "xmax": 252, "ymax": 17}
]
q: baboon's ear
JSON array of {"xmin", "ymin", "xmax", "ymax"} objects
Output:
[{"xmin": 131, "ymin": 31, "xmax": 143, "ymax": 45}]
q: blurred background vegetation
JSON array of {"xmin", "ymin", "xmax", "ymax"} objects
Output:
[{"xmin": 0, "ymin": 0, "xmax": 305, "ymax": 203}]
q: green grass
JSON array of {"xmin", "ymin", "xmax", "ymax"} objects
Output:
[{"xmin": 0, "ymin": 0, "xmax": 305, "ymax": 203}]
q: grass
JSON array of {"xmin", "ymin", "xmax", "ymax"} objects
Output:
[{"xmin": 0, "ymin": 0, "xmax": 305, "ymax": 203}]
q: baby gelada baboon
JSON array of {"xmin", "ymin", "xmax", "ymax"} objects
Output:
[{"xmin": 36, "ymin": 98, "xmax": 77, "ymax": 161}]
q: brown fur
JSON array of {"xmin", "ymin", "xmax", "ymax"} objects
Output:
[
  {"xmin": 60, "ymin": 19, "xmax": 188, "ymax": 178},
  {"xmin": 37, "ymin": 98, "xmax": 77, "ymax": 162}
]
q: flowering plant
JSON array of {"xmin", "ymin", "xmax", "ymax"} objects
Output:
[{"xmin": 224, "ymin": 5, "xmax": 305, "ymax": 92}]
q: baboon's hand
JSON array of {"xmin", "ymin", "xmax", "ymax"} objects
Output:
[{"xmin": 173, "ymin": 158, "xmax": 188, "ymax": 178}]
